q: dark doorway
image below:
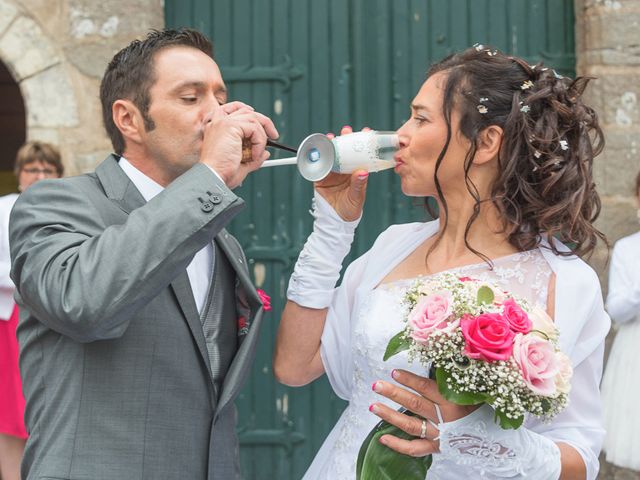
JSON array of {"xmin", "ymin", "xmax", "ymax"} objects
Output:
[{"xmin": 0, "ymin": 60, "xmax": 25, "ymax": 194}]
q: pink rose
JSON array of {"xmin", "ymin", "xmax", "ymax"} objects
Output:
[
  {"xmin": 461, "ymin": 313, "xmax": 515, "ymax": 362},
  {"xmin": 501, "ymin": 298, "xmax": 532, "ymax": 334},
  {"xmin": 408, "ymin": 292, "xmax": 453, "ymax": 344},
  {"xmin": 513, "ymin": 333, "xmax": 560, "ymax": 397},
  {"xmin": 555, "ymin": 352, "xmax": 573, "ymax": 395}
]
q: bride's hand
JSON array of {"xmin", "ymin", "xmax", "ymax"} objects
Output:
[
  {"xmin": 314, "ymin": 126, "xmax": 369, "ymax": 222},
  {"xmin": 370, "ymin": 369, "xmax": 479, "ymax": 457}
]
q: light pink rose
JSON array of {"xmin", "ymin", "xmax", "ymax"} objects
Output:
[
  {"xmin": 460, "ymin": 313, "xmax": 515, "ymax": 362},
  {"xmin": 408, "ymin": 292, "xmax": 453, "ymax": 344},
  {"xmin": 555, "ymin": 352, "xmax": 573, "ymax": 395},
  {"xmin": 513, "ymin": 333, "xmax": 560, "ymax": 397},
  {"xmin": 501, "ymin": 298, "xmax": 532, "ymax": 334},
  {"xmin": 529, "ymin": 306, "xmax": 558, "ymax": 341}
]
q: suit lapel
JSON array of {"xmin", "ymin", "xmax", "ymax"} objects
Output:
[
  {"xmin": 215, "ymin": 231, "xmax": 264, "ymax": 415},
  {"xmin": 95, "ymin": 155, "xmax": 213, "ymax": 381}
]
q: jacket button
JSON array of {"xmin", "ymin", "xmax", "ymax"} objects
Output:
[
  {"xmin": 201, "ymin": 202, "xmax": 214, "ymax": 212},
  {"xmin": 210, "ymin": 195, "xmax": 222, "ymax": 204}
]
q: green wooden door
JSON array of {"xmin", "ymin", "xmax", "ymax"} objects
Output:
[{"xmin": 165, "ymin": 1, "xmax": 575, "ymax": 478}]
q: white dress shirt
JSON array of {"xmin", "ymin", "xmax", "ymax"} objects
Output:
[{"xmin": 118, "ymin": 157, "xmax": 213, "ymax": 313}]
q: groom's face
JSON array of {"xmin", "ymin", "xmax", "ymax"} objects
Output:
[{"xmin": 141, "ymin": 46, "xmax": 228, "ymax": 182}]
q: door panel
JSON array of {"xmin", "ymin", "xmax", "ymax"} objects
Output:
[{"xmin": 165, "ymin": 2, "xmax": 575, "ymax": 478}]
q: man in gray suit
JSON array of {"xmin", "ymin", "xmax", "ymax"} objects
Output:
[{"xmin": 9, "ymin": 28, "xmax": 277, "ymax": 480}]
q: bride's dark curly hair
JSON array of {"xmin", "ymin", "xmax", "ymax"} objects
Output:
[{"xmin": 426, "ymin": 46, "xmax": 606, "ymax": 260}]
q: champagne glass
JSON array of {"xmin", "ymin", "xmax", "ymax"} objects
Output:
[{"xmin": 257, "ymin": 131, "xmax": 399, "ymax": 181}]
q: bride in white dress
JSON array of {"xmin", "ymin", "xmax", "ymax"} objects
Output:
[
  {"xmin": 274, "ymin": 46, "xmax": 610, "ymax": 479},
  {"xmin": 601, "ymin": 171, "xmax": 640, "ymax": 471}
]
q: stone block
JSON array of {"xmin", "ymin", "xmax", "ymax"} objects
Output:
[
  {"xmin": 581, "ymin": 69, "xmax": 640, "ymax": 127},
  {"xmin": 583, "ymin": 7, "xmax": 640, "ymax": 51},
  {"xmin": 64, "ymin": 42, "xmax": 115, "ymax": 79},
  {"xmin": 67, "ymin": 0, "xmax": 163, "ymax": 41},
  {"xmin": 26, "ymin": 127, "xmax": 59, "ymax": 145},
  {"xmin": 596, "ymin": 139, "xmax": 640, "ymax": 196},
  {"xmin": 21, "ymin": 64, "xmax": 79, "ymax": 127},
  {"xmin": 596, "ymin": 197, "xmax": 638, "ymax": 246},
  {"xmin": 0, "ymin": 0, "xmax": 18, "ymax": 36},
  {"xmin": 0, "ymin": 15, "xmax": 60, "ymax": 80},
  {"xmin": 72, "ymin": 149, "xmax": 111, "ymax": 175}
]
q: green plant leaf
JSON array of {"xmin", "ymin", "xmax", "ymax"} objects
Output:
[
  {"xmin": 477, "ymin": 285, "xmax": 495, "ymax": 305},
  {"xmin": 383, "ymin": 331, "xmax": 411, "ymax": 361},
  {"xmin": 494, "ymin": 409, "xmax": 524, "ymax": 430},
  {"xmin": 436, "ymin": 367, "xmax": 486, "ymax": 405},
  {"xmin": 356, "ymin": 410, "xmax": 432, "ymax": 480}
]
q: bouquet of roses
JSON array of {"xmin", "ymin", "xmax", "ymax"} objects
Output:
[{"xmin": 357, "ymin": 273, "xmax": 573, "ymax": 480}]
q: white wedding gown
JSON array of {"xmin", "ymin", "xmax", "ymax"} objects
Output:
[{"xmin": 303, "ymin": 222, "xmax": 609, "ymax": 480}]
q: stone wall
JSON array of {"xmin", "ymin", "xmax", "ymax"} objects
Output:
[
  {"xmin": 576, "ymin": 1, "xmax": 640, "ymax": 478},
  {"xmin": 575, "ymin": 0, "xmax": 640, "ymax": 285},
  {"xmin": 0, "ymin": 0, "xmax": 164, "ymax": 176}
]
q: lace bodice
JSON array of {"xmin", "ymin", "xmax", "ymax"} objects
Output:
[{"xmin": 315, "ymin": 249, "xmax": 553, "ymax": 479}]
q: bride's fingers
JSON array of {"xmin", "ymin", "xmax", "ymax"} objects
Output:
[
  {"xmin": 369, "ymin": 403, "xmax": 439, "ymax": 440},
  {"xmin": 378, "ymin": 435, "xmax": 438, "ymax": 457},
  {"xmin": 372, "ymin": 380, "xmax": 440, "ymax": 421},
  {"xmin": 391, "ymin": 369, "xmax": 446, "ymax": 404}
]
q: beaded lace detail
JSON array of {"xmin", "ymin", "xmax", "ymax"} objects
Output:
[{"xmin": 321, "ymin": 249, "xmax": 553, "ymax": 479}]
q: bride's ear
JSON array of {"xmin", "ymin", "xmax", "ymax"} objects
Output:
[{"xmin": 474, "ymin": 125, "xmax": 503, "ymax": 165}]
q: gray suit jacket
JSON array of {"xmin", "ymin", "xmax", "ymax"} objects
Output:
[{"xmin": 9, "ymin": 156, "xmax": 265, "ymax": 480}]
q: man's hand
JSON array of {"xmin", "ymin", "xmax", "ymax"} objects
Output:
[{"xmin": 200, "ymin": 101, "xmax": 279, "ymax": 188}]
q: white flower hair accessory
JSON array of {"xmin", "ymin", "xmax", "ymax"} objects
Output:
[
  {"xmin": 477, "ymin": 105, "xmax": 488, "ymax": 114},
  {"xmin": 519, "ymin": 101, "xmax": 530, "ymax": 113},
  {"xmin": 521, "ymin": 80, "xmax": 534, "ymax": 90},
  {"xmin": 559, "ymin": 140, "xmax": 569, "ymax": 151}
]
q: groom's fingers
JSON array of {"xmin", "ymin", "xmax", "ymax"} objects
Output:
[
  {"xmin": 369, "ymin": 403, "xmax": 439, "ymax": 440},
  {"xmin": 378, "ymin": 435, "xmax": 438, "ymax": 457}
]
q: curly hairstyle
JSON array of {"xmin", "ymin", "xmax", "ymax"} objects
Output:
[
  {"xmin": 100, "ymin": 28, "xmax": 213, "ymax": 155},
  {"xmin": 424, "ymin": 45, "xmax": 606, "ymax": 261}
]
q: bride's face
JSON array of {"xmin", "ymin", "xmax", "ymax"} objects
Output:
[{"xmin": 394, "ymin": 72, "xmax": 473, "ymax": 198}]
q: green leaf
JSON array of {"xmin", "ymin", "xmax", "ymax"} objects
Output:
[
  {"xmin": 494, "ymin": 409, "xmax": 524, "ymax": 430},
  {"xmin": 436, "ymin": 367, "xmax": 486, "ymax": 405},
  {"xmin": 476, "ymin": 285, "xmax": 495, "ymax": 305},
  {"xmin": 383, "ymin": 331, "xmax": 411, "ymax": 361},
  {"xmin": 356, "ymin": 410, "xmax": 432, "ymax": 480}
]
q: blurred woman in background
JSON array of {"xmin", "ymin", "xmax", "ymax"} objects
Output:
[{"xmin": 0, "ymin": 141, "xmax": 63, "ymax": 480}]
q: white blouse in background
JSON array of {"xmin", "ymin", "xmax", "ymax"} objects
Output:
[
  {"xmin": 601, "ymin": 230, "xmax": 640, "ymax": 470},
  {"xmin": 0, "ymin": 193, "xmax": 19, "ymax": 320}
]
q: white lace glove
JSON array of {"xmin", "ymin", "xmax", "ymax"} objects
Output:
[
  {"xmin": 429, "ymin": 404, "xmax": 561, "ymax": 479},
  {"xmin": 286, "ymin": 192, "xmax": 360, "ymax": 309}
]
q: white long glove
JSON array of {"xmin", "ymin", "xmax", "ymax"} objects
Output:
[
  {"xmin": 287, "ymin": 192, "xmax": 360, "ymax": 309},
  {"xmin": 428, "ymin": 404, "xmax": 561, "ymax": 479}
]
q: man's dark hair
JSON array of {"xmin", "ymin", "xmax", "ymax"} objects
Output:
[{"xmin": 100, "ymin": 28, "xmax": 213, "ymax": 155}]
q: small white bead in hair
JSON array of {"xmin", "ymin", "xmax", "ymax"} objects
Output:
[{"xmin": 521, "ymin": 80, "xmax": 534, "ymax": 90}]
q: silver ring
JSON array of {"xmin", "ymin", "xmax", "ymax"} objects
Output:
[{"xmin": 420, "ymin": 419, "xmax": 428, "ymax": 439}]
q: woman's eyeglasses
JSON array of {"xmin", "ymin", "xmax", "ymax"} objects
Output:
[{"xmin": 22, "ymin": 167, "xmax": 57, "ymax": 176}]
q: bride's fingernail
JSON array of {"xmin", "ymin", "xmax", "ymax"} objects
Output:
[
  {"xmin": 379, "ymin": 436, "xmax": 387, "ymax": 445},
  {"xmin": 372, "ymin": 382, "xmax": 382, "ymax": 393},
  {"xmin": 358, "ymin": 173, "xmax": 369, "ymax": 181},
  {"xmin": 369, "ymin": 404, "xmax": 378, "ymax": 413},
  {"xmin": 391, "ymin": 369, "xmax": 399, "ymax": 379}
]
